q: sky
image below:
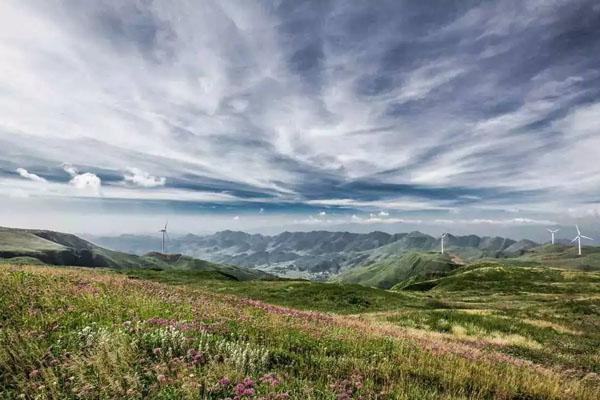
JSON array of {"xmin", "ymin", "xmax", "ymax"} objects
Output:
[{"xmin": 1, "ymin": 0, "xmax": 600, "ymax": 240}]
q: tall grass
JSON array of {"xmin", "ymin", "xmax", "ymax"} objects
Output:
[{"xmin": 1, "ymin": 265, "xmax": 598, "ymax": 399}]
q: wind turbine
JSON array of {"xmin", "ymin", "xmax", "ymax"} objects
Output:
[
  {"xmin": 440, "ymin": 232, "xmax": 448, "ymax": 254},
  {"xmin": 546, "ymin": 228, "xmax": 559, "ymax": 245},
  {"xmin": 571, "ymin": 225, "xmax": 592, "ymax": 256},
  {"xmin": 159, "ymin": 221, "xmax": 169, "ymax": 253}
]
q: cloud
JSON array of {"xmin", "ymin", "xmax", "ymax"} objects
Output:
[
  {"xmin": 318, "ymin": 211, "xmax": 327, "ymax": 216},
  {"xmin": 0, "ymin": 1, "xmax": 599, "ymax": 235},
  {"xmin": 62, "ymin": 163, "xmax": 78, "ymax": 177},
  {"xmin": 70, "ymin": 172, "xmax": 101, "ymax": 195},
  {"xmin": 233, "ymin": 215, "xmax": 240, "ymax": 221},
  {"xmin": 124, "ymin": 168, "xmax": 166, "ymax": 187},
  {"xmin": 16, "ymin": 168, "xmax": 46, "ymax": 183},
  {"xmin": 433, "ymin": 217, "xmax": 557, "ymax": 226},
  {"xmin": 60, "ymin": 163, "xmax": 102, "ymax": 195}
]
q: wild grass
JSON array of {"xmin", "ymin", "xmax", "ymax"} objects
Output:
[{"xmin": 1, "ymin": 265, "xmax": 599, "ymax": 399}]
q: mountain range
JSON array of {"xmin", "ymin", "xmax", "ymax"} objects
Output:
[
  {"xmin": 3, "ymin": 226, "xmax": 600, "ymax": 290},
  {"xmin": 0, "ymin": 227, "xmax": 273, "ymax": 281},
  {"xmin": 89, "ymin": 230, "xmax": 539, "ymax": 279}
]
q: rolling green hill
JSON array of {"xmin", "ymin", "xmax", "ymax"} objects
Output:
[
  {"xmin": 334, "ymin": 251, "xmax": 459, "ymax": 289},
  {"xmin": 512, "ymin": 244, "xmax": 600, "ymax": 271},
  {"xmin": 0, "ymin": 227, "xmax": 273, "ymax": 281}
]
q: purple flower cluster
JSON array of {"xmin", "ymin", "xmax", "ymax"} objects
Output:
[
  {"xmin": 146, "ymin": 317, "xmax": 195, "ymax": 331},
  {"xmin": 234, "ymin": 377, "xmax": 256, "ymax": 398},
  {"xmin": 259, "ymin": 373, "xmax": 281, "ymax": 387},
  {"xmin": 219, "ymin": 377, "xmax": 231, "ymax": 386},
  {"xmin": 330, "ymin": 374, "xmax": 364, "ymax": 400},
  {"xmin": 238, "ymin": 298, "xmax": 333, "ymax": 323},
  {"xmin": 186, "ymin": 349, "xmax": 204, "ymax": 366},
  {"xmin": 216, "ymin": 375, "xmax": 288, "ymax": 400}
]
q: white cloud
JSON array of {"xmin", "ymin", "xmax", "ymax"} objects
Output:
[
  {"xmin": 62, "ymin": 163, "xmax": 78, "ymax": 177},
  {"xmin": 16, "ymin": 168, "xmax": 46, "ymax": 183},
  {"xmin": 233, "ymin": 215, "xmax": 240, "ymax": 221},
  {"xmin": 0, "ymin": 0, "xmax": 597, "ymax": 235},
  {"xmin": 70, "ymin": 172, "xmax": 101, "ymax": 195},
  {"xmin": 433, "ymin": 217, "xmax": 557, "ymax": 226},
  {"xmin": 124, "ymin": 168, "xmax": 166, "ymax": 188}
]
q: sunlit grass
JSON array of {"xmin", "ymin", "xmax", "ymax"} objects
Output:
[{"xmin": 1, "ymin": 265, "xmax": 599, "ymax": 399}]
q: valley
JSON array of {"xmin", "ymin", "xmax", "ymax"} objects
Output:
[{"xmin": 90, "ymin": 230, "xmax": 545, "ymax": 281}]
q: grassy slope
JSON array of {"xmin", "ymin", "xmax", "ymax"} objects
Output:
[
  {"xmin": 513, "ymin": 244, "xmax": 600, "ymax": 271},
  {"xmin": 148, "ymin": 254, "xmax": 275, "ymax": 281},
  {"xmin": 334, "ymin": 251, "xmax": 458, "ymax": 289},
  {"xmin": 120, "ymin": 267, "xmax": 426, "ymax": 314},
  {"xmin": 2, "ymin": 264, "xmax": 599, "ymax": 399},
  {"xmin": 0, "ymin": 227, "xmax": 271, "ymax": 281},
  {"xmin": 391, "ymin": 262, "xmax": 600, "ymax": 375},
  {"xmin": 0, "ymin": 230, "xmax": 66, "ymax": 252}
]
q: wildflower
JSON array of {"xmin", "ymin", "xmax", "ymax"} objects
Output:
[
  {"xmin": 153, "ymin": 347, "xmax": 162, "ymax": 355},
  {"xmin": 259, "ymin": 373, "xmax": 281, "ymax": 387},
  {"xmin": 157, "ymin": 374, "xmax": 166, "ymax": 383},
  {"xmin": 219, "ymin": 377, "xmax": 231, "ymax": 386},
  {"xmin": 234, "ymin": 383, "xmax": 246, "ymax": 395},
  {"xmin": 29, "ymin": 370, "xmax": 40, "ymax": 378},
  {"xmin": 187, "ymin": 349, "xmax": 204, "ymax": 366}
]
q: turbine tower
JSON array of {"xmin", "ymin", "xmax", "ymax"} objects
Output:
[
  {"xmin": 159, "ymin": 221, "xmax": 168, "ymax": 253},
  {"xmin": 546, "ymin": 228, "xmax": 559, "ymax": 245},
  {"xmin": 440, "ymin": 232, "xmax": 448, "ymax": 254},
  {"xmin": 571, "ymin": 225, "xmax": 592, "ymax": 256}
]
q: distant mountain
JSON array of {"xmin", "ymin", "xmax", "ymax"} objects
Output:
[
  {"xmin": 90, "ymin": 230, "xmax": 539, "ymax": 279},
  {"xmin": 0, "ymin": 227, "xmax": 273, "ymax": 281}
]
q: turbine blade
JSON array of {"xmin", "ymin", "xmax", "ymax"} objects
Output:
[
  {"xmin": 571, "ymin": 236, "xmax": 579, "ymax": 243},
  {"xmin": 581, "ymin": 235, "xmax": 593, "ymax": 240},
  {"xmin": 576, "ymin": 225, "xmax": 581, "ymax": 235}
]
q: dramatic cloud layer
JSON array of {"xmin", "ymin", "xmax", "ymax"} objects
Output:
[{"xmin": 0, "ymin": 0, "xmax": 599, "ymax": 237}]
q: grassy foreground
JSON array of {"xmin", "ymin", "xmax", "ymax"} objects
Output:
[{"xmin": 1, "ymin": 265, "xmax": 599, "ymax": 399}]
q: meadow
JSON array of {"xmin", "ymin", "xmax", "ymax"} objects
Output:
[{"xmin": 1, "ymin": 262, "xmax": 599, "ymax": 399}]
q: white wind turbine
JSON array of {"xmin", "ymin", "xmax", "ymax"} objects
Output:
[
  {"xmin": 571, "ymin": 225, "xmax": 592, "ymax": 256},
  {"xmin": 159, "ymin": 221, "xmax": 169, "ymax": 253},
  {"xmin": 440, "ymin": 232, "xmax": 448, "ymax": 254},
  {"xmin": 546, "ymin": 228, "xmax": 559, "ymax": 245}
]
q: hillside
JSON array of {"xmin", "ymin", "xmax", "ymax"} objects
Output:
[
  {"xmin": 513, "ymin": 244, "xmax": 600, "ymax": 271},
  {"xmin": 2, "ymin": 264, "xmax": 599, "ymax": 399},
  {"xmin": 0, "ymin": 227, "xmax": 273, "ymax": 281},
  {"xmin": 334, "ymin": 251, "xmax": 459, "ymax": 289},
  {"xmin": 91, "ymin": 230, "xmax": 537, "ymax": 279}
]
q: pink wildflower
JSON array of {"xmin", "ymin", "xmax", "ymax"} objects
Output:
[
  {"xmin": 219, "ymin": 377, "xmax": 231, "ymax": 386},
  {"xmin": 259, "ymin": 373, "xmax": 281, "ymax": 387}
]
